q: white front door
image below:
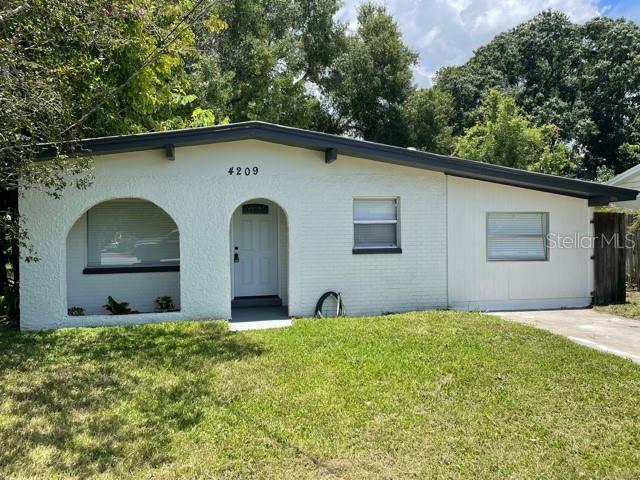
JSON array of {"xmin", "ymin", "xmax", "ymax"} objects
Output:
[{"xmin": 232, "ymin": 203, "xmax": 279, "ymax": 297}]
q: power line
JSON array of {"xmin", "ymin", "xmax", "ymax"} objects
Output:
[{"xmin": 62, "ymin": 0, "xmax": 214, "ymax": 137}]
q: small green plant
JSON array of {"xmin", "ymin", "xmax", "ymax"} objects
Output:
[
  {"xmin": 155, "ymin": 295, "xmax": 177, "ymax": 312},
  {"xmin": 103, "ymin": 296, "xmax": 138, "ymax": 315},
  {"xmin": 67, "ymin": 306, "xmax": 85, "ymax": 316}
]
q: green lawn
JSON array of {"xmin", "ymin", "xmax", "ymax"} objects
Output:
[
  {"xmin": 596, "ymin": 290, "xmax": 640, "ymax": 320},
  {"xmin": 1, "ymin": 312, "xmax": 639, "ymax": 479}
]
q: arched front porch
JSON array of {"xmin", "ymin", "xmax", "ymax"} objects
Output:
[{"xmin": 66, "ymin": 198, "xmax": 181, "ymax": 316}]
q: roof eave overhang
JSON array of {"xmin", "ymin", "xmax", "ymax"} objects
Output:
[{"xmin": 37, "ymin": 121, "xmax": 638, "ymax": 206}]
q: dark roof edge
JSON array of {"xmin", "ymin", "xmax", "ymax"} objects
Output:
[{"xmin": 37, "ymin": 121, "xmax": 638, "ymax": 206}]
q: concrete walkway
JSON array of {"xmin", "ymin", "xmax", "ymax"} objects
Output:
[
  {"xmin": 229, "ymin": 306, "xmax": 292, "ymax": 331},
  {"xmin": 494, "ymin": 309, "xmax": 640, "ymax": 363}
]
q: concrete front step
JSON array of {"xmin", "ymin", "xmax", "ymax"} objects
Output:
[{"xmin": 231, "ymin": 295, "xmax": 282, "ymax": 308}]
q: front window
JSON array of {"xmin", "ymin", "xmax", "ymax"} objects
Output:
[
  {"xmin": 86, "ymin": 199, "xmax": 179, "ymax": 268},
  {"xmin": 353, "ymin": 198, "xmax": 400, "ymax": 252}
]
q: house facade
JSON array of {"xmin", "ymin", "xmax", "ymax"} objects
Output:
[{"xmin": 20, "ymin": 122, "xmax": 637, "ymax": 330}]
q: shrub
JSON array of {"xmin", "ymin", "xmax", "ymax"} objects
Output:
[
  {"xmin": 155, "ymin": 296, "xmax": 177, "ymax": 312},
  {"xmin": 103, "ymin": 296, "xmax": 138, "ymax": 315},
  {"xmin": 67, "ymin": 306, "xmax": 85, "ymax": 316}
]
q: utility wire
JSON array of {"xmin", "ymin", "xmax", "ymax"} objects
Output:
[{"xmin": 61, "ymin": 0, "xmax": 213, "ymax": 138}]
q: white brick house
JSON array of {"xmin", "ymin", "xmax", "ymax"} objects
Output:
[{"xmin": 20, "ymin": 122, "xmax": 637, "ymax": 330}]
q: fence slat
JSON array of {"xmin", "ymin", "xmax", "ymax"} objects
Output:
[{"xmin": 625, "ymin": 213, "xmax": 640, "ymax": 290}]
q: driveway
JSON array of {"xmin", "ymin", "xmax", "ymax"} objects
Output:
[{"xmin": 494, "ymin": 309, "xmax": 640, "ymax": 363}]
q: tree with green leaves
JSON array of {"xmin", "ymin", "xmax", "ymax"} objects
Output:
[
  {"xmin": 0, "ymin": 0, "xmax": 226, "ymax": 323},
  {"xmin": 435, "ymin": 10, "xmax": 640, "ymax": 178},
  {"xmin": 454, "ymin": 90, "xmax": 575, "ymax": 176},
  {"xmin": 199, "ymin": 0, "xmax": 346, "ymax": 129},
  {"xmin": 576, "ymin": 16, "xmax": 640, "ymax": 175},
  {"xmin": 322, "ymin": 2, "xmax": 418, "ymax": 143},
  {"xmin": 435, "ymin": 11, "xmax": 583, "ymax": 137},
  {"xmin": 402, "ymin": 88, "xmax": 455, "ymax": 154}
]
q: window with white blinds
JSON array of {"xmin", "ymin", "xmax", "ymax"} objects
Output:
[
  {"xmin": 353, "ymin": 198, "xmax": 399, "ymax": 249},
  {"xmin": 86, "ymin": 199, "xmax": 180, "ymax": 268},
  {"xmin": 487, "ymin": 212, "xmax": 548, "ymax": 261}
]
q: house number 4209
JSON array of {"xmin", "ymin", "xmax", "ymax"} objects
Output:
[{"xmin": 228, "ymin": 166, "xmax": 259, "ymax": 176}]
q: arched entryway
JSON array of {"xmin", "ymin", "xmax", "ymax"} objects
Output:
[
  {"xmin": 66, "ymin": 198, "xmax": 181, "ymax": 315},
  {"xmin": 229, "ymin": 199, "xmax": 289, "ymax": 320}
]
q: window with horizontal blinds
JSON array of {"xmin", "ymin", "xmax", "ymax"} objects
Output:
[
  {"xmin": 487, "ymin": 212, "xmax": 548, "ymax": 261},
  {"xmin": 86, "ymin": 199, "xmax": 180, "ymax": 267},
  {"xmin": 353, "ymin": 198, "xmax": 399, "ymax": 248}
]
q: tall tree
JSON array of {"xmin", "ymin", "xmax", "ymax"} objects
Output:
[
  {"xmin": 198, "ymin": 0, "xmax": 345, "ymax": 128},
  {"xmin": 454, "ymin": 90, "xmax": 575, "ymax": 176},
  {"xmin": 434, "ymin": 10, "xmax": 640, "ymax": 178},
  {"xmin": 323, "ymin": 2, "xmax": 418, "ymax": 143},
  {"xmin": 0, "ymin": 0, "xmax": 226, "ymax": 322},
  {"xmin": 403, "ymin": 88, "xmax": 455, "ymax": 154},
  {"xmin": 433, "ymin": 63, "xmax": 507, "ymax": 136},
  {"xmin": 577, "ymin": 17, "xmax": 640, "ymax": 175}
]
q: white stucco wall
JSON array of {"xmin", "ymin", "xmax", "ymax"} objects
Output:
[
  {"xmin": 277, "ymin": 207, "xmax": 289, "ymax": 306},
  {"xmin": 447, "ymin": 176, "xmax": 593, "ymax": 310},
  {"xmin": 20, "ymin": 140, "xmax": 448, "ymax": 330}
]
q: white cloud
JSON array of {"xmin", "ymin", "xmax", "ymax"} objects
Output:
[{"xmin": 337, "ymin": 0, "xmax": 603, "ymax": 86}]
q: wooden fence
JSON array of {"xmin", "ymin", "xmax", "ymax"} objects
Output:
[{"xmin": 593, "ymin": 212, "xmax": 626, "ymax": 305}]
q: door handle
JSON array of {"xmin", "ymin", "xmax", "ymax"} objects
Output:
[{"xmin": 234, "ymin": 246, "xmax": 239, "ymax": 263}]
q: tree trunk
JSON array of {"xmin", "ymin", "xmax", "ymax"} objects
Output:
[{"xmin": 0, "ymin": 191, "xmax": 10, "ymax": 292}]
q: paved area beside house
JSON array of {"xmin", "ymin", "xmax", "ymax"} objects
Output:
[
  {"xmin": 494, "ymin": 309, "xmax": 640, "ymax": 363},
  {"xmin": 229, "ymin": 306, "xmax": 291, "ymax": 331}
]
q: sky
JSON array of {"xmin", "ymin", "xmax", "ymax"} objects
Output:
[{"xmin": 337, "ymin": 0, "xmax": 640, "ymax": 86}]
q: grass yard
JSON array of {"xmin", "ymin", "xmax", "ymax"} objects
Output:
[
  {"xmin": 596, "ymin": 290, "xmax": 640, "ymax": 320},
  {"xmin": 1, "ymin": 312, "xmax": 639, "ymax": 479}
]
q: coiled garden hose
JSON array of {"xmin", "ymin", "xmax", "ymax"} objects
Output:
[{"xmin": 314, "ymin": 291, "xmax": 345, "ymax": 318}]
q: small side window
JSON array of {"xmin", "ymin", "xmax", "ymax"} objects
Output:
[
  {"xmin": 353, "ymin": 198, "xmax": 401, "ymax": 254},
  {"xmin": 487, "ymin": 212, "xmax": 548, "ymax": 261}
]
